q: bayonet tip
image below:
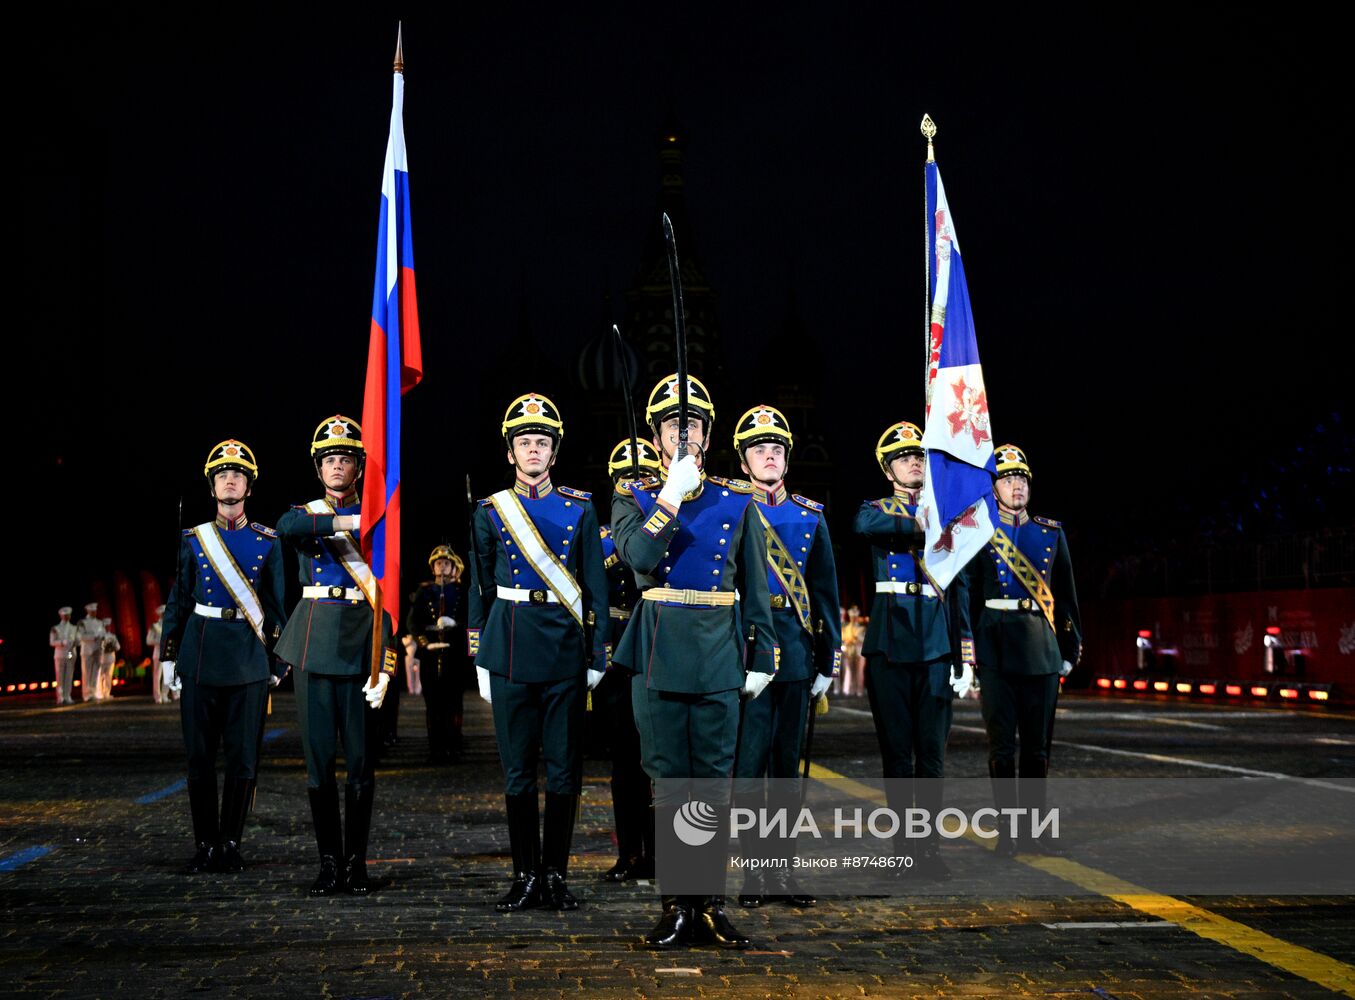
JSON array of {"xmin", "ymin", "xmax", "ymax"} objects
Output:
[{"xmin": 661, "ymin": 212, "xmax": 674, "ymax": 242}]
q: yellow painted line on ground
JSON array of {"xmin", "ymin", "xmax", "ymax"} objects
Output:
[{"xmin": 807, "ymin": 761, "xmax": 1355, "ymax": 998}]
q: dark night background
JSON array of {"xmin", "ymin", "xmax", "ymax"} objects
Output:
[{"xmin": 6, "ymin": 6, "xmax": 1351, "ymax": 677}]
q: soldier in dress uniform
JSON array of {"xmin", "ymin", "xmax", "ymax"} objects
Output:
[
  {"xmin": 407, "ymin": 544, "xmax": 469, "ymax": 763},
  {"xmin": 854, "ymin": 421, "xmax": 974, "ymax": 878},
  {"xmin": 468, "ymin": 394, "xmax": 610, "ymax": 912},
  {"xmin": 274, "ymin": 415, "xmax": 398, "ymax": 896},
  {"xmin": 595, "ymin": 438, "xmax": 662, "ymax": 883},
  {"xmin": 76, "ymin": 603, "xmax": 104, "ymax": 701},
  {"xmin": 147, "ymin": 604, "xmax": 175, "ymax": 704},
  {"xmin": 964, "ymin": 444, "xmax": 1081, "ymax": 857},
  {"xmin": 98, "ymin": 618, "xmax": 120, "ymax": 699},
  {"xmin": 50, "ymin": 607, "xmax": 78, "ymax": 705},
  {"xmin": 731, "ymin": 405, "xmax": 841, "ymax": 909},
  {"xmin": 610, "ymin": 374, "xmax": 778, "ymax": 950},
  {"xmin": 159, "ymin": 439, "xmax": 288, "ymax": 873}
]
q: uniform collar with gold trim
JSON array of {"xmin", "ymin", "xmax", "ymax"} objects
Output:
[
  {"xmin": 325, "ymin": 489, "xmax": 359, "ymax": 508},
  {"xmin": 215, "ymin": 511, "xmax": 249, "ymax": 531},
  {"xmin": 998, "ymin": 506, "xmax": 1030, "ymax": 527},
  {"xmin": 893, "ymin": 487, "xmax": 921, "ymax": 505},
  {"xmin": 752, "ymin": 482, "xmax": 789, "ymax": 506},
  {"xmin": 513, "ymin": 476, "xmax": 553, "ymax": 499}
]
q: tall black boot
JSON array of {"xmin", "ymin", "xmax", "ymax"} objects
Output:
[
  {"xmin": 496, "ymin": 792, "xmax": 542, "ymax": 911},
  {"xmin": 631, "ymin": 792, "xmax": 656, "ymax": 880},
  {"xmin": 602, "ymin": 777, "xmax": 639, "ymax": 882},
  {"xmin": 542, "ymin": 792, "xmax": 580, "ymax": 910},
  {"xmin": 989, "ymin": 758, "xmax": 1019, "ymax": 858},
  {"xmin": 307, "ymin": 784, "xmax": 344, "ymax": 896},
  {"xmin": 186, "ymin": 776, "xmax": 222, "ymax": 874},
  {"xmin": 693, "ymin": 896, "xmax": 751, "ymax": 949},
  {"xmin": 344, "ymin": 781, "xmax": 387, "ymax": 893},
  {"xmin": 913, "ymin": 776, "xmax": 952, "ymax": 881},
  {"xmin": 644, "ymin": 895, "xmax": 695, "ymax": 948},
  {"xmin": 1019, "ymin": 755, "xmax": 1064, "ymax": 855},
  {"xmin": 219, "ymin": 777, "xmax": 252, "ymax": 872}
]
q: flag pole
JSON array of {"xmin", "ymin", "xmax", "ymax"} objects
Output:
[
  {"xmin": 921, "ymin": 113, "xmax": 937, "ymax": 413},
  {"xmin": 369, "ymin": 23, "xmax": 405, "ymax": 688}
]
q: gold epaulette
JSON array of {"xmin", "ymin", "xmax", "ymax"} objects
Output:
[
  {"xmin": 708, "ymin": 475, "xmax": 752, "ymax": 493},
  {"xmin": 615, "ymin": 476, "xmax": 659, "ymax": 496}
]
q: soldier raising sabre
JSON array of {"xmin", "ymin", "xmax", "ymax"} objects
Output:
[
  {"xmin": 468, "ymin": 394, "xmax": 609, "ymax": 913},
  {"xmin": 964, "ymin": 444, "xmax": 1081, "ymax": 857},
  {"xmin": 610, "ymin": 373, "xmax": 778, "ymax": 950},
  {"xmin": 732, "ymin": 405, "xmax": 841, "ymax": 909},
  {"xmin": 159, "ymin": 440, "xmax": 288, "ymax": 874},
  {"xmin": 274, "ymin": 416, "xmax": 397, "ymax": 896}
]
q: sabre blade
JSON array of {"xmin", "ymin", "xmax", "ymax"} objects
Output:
[
  {"xmin": 612, "ymin": 324, "xmax": 641, "ymax": 478},
  {"xmin": 661, "ymin": 212, "xmax": 689, "ymax": 459}
]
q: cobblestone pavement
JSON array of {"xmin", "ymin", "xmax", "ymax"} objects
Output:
[{"xmin": 2, "ymin": 691, "xmax": 1353, "ymax": 999}]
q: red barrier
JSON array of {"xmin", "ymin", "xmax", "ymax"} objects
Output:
[
  {"xmin": 113, "ymin": 570, "xmax": 142, "ymax": 661},
  {"xmin": 1083, "ymin": 588, "xmax": 1355, "ymax": 687}
]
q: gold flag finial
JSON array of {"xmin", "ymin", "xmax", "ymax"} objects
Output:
[
  {"xmin": 394, "ymin": 22, "xmax": 404, "ymax": 74},
  {"xmin": 920, "ymin": 114, "xmax": 937, "ymax": 163}
]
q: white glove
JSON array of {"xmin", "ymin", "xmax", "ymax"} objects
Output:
[
  {"xmin": 810, "ymin": 673, "xmax": 832, "ymax": 699},
  {"xmin": 161, "ymin": 661, "xmax": 177, "ymax": 689},
  {"xmin": 1060, "ymin": 659, "xmax": 1074, "ymax": 678},
  {"xmin": 950, "ymin": 662, "xmax": 975, "ymax": 698},
  {"xmin": 268, "ymin": 671, "xmax": 283, "ymax": 689},
  {"xmin": 587, "ymin": 668, "xmax": 605, "ymax": 690},
  {"xmin": 657, "ymin": 454, "xmax": 702, "ymax": 508},
  {"xmin": 477, "ymin": 666, "xmax": 493, "ymax": 704},
  {"xmin": 742, "ymin": 671, "xmax": 775, "ymax": 700},
  {"xmin": 436, "ymin": 615, "xmax": 457, "ymax": 629},
  {"xmin": 362, "ymin": 673, "xmax": 390, "ymax": 709}
]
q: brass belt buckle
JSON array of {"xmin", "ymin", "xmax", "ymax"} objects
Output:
[
  {"xmin": 329, "ymin": 586, "xmax": 345, "ymax": 599},
  {"xmin": 222, "ymin": 608, "xmax": 236, "ymax": 621},
  {"xmin": 1018, "ymin": 598, "xmax": 1032, "ymax": 611},
  {"xmin": 906, "ymin": 582, "xmax": 921, "ymax": 595},
  {"xmin": 530, "ymin": 589, "xmax": 547, "ymax": 605},
  {"xmin": 770, "ymin": 594, "xmax": 787, "ymax": 608}
]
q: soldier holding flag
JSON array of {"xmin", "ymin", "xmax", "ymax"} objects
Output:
[
  {"xmin": 731, "ymin": 404, "xmax": 840, "ymax": 909},
  {"xmin": 159, "ymin": 440, "xmax": 288, "ymax": 874},
  {"xmin": 274, "ymin": 416, "xmax": 397, "ymax": 896},
  {"xmin": 468, "ymin": 394, "xmax": 610, "ymax": 913},
  {"xmin": 854, "ymin": 421, "xmax": 973, "ymax": 878}
]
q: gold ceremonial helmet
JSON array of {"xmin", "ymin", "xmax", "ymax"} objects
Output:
[
  {"xmin": 608, "ymin": 438, "xmax": 662, "ymax": 480},
  {"xmin": 733, "ymin": 404, "xmax": 794, "ymax": 456},
  {"xmin": 311, "ymin": 415, "xmax": 364, "ymax": 459},
  {"xmin": 204, "ymin": 439, "xmax": 259, "ymax": 483},
  {"xmin": 875, "ymin": 421, "xmax": 924, "ymax": 475},
  {"xmin": 994, "ymin": 443, "xmax": 1031, "ymax": 480},
  {"xmin": 501, "ymin": 393, "xmax": 564, "ymax": 446},
  {"xmin": 645, "ymin": 373, "xmax": 715, "ymax": 433},
  {"xmin": 427, "ymin": 544, "xmax": 465, "ymax": 574}
]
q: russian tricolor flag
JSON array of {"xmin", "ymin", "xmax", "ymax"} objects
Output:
[
  {"xmin": 918, "ymin": 159, "xmax": 997, "ymax": 590},
  {"xmin": 361, "ymin": 38, "xmax": 423, "ymax": 624}
]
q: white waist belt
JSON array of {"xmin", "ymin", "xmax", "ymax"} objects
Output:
[
  {"xmin": 876, "ymin": 581, "xmax": 938, "ymax": 598},
  {"xmin": 194, "ymin": 603, "xmax": 246, "ymax": 620},
  {"xmin": 985, "ymin": 598, "xmax": 1041, "ymax": 612},
  {"xmin": 497, "ymin": 585, "xmax": 561, "ymax": 604},
  {"xmin": 302, "ymin": 585, "xmax": 364, "ymax": 601}
]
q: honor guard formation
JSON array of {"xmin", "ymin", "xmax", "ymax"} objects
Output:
[{"xmin": 42, "ymin": 380, "xmax": 1079, "ymax": 948}]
